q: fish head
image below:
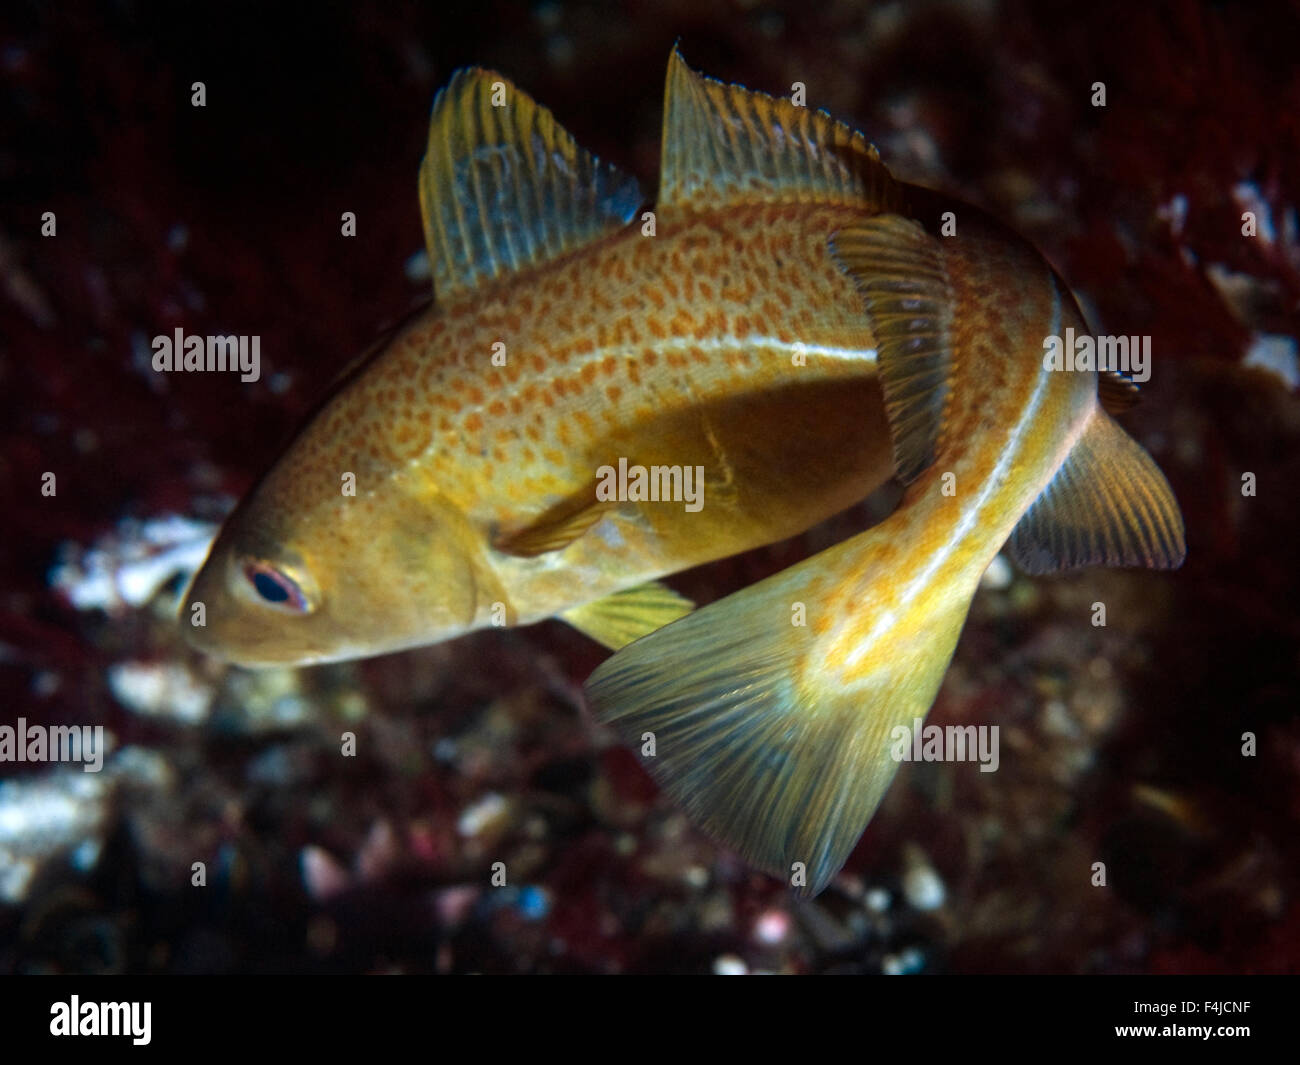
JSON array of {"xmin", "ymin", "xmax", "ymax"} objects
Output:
[{"xmin": 182, "ymin": 452, "xmax": 487, "ymax": 667}]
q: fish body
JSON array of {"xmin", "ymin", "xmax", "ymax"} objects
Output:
[
  {"xmin": 184, "ymin": 82, "xmax": 899, "ymax": 664},
  {"xmin": 185, "ymin": 50, "xmax": 1185, "ymax": 897},
  {"xmin": 582, "ymin": 63, "xmax": 1184, "ymax": 896}
]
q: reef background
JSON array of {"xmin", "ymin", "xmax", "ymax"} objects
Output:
[{"xmin": 2, "ymin": 0, "xmax": 1298, "ymax": 974}]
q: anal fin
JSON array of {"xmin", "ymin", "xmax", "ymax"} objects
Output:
[
  {"xmin": 560, "ymin": 581, "xmax": 695, "ymax": 650},
  {"xmin": 1007, "ymin": 409, "xmax": 1186, "ymax": 575}
]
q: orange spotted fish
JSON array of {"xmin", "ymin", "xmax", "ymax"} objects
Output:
[
  {"xmin": 184, "ymin": 49, "xmax": 904, "ymax": 666},
  {"xmin": 583, "ymin": 53, "xmax": 1185, "ymax": 896},
  {"xmin": 185, "ymin": 50, "xmax": 1184, "ymax": 901}
]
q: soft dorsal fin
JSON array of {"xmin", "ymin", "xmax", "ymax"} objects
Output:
[
  {"xmin": 830, "ymin": 215, "xmax": 953, "ymax": 483},
  {"xmin": 658, "ymin": 46, "xmax": 901, "ymax": 213},
  {"xmin": 1007, "ymin": 409, "xmax": 1186, "ymax": 574},
  {"xmin": 419, "ymin": 68, "xmax": 644, "ymax": 301}
]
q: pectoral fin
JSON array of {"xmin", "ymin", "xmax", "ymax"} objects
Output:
[
  {"xmin": 1007, "ymin": 409, "xmax": 1185, "ymax": 574},
  {"xmin": 492, "ymin": 489, "xmax": 616, "ymax": 558},
  {"xmin": 560, "ymin": 581, "xmax": 695, "ymax": 651}
]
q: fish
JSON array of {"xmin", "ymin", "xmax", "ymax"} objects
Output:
[
  {"xmin": 184, "ymin": 49, "xmax": 910, "ymax": 666},
  {"xmin": 583, "ymin": 51, "xmax": 1185, "ymax": 897}
]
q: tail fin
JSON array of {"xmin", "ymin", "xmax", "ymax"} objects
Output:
[{"xmin": 584, "ymin": 523, "xmax": 977, "ymax": 897}]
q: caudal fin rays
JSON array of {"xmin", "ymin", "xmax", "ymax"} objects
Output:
[{"xmin": 585, "ymin": 527, "xmax": 974, "ymax": 898}]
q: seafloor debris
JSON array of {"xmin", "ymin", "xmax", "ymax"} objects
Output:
[{"xmin": 49, "ymin": 515, "xmax": 216, "ymax": 616}]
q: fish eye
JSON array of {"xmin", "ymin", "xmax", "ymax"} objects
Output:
[{"xmin": 243, "ymin": 561, "xmax": 312, "ymax": 614}]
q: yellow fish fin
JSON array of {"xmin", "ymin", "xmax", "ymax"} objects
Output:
[
  {"xmin": 830, "ymin": 216, "xmax": 954, "ymax": 483},
  {"xmin": 586, "ymin": 529, "xmax": 972, "ymax": 898},
  {"xmin": 1007, "ymin": 409, "xmax": 1186, "ymax": 574},
  {"xmin": 1099, "ymin": 369, "xmax": 1141, "ymax": 414},
  {"xmin": 492, "ymin": 490, "xmax": 616, "ymax": 558},
  {"xmin": 419, "ymin": 68, "xmax": 643, "ymax": 302},
  {"xmin": 560, "ymin": 581, "xmax": 695, "ymax": 651},
  {"xmin": 658, "ymin": 46, "xmax": 901, "ymax": 214}
]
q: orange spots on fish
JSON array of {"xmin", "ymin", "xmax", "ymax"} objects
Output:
[
  {"xmin": 689, "ymin": 346, "xmax": 708, "ymax": 365},
  {"xmin": 666, "ymin": 351, "xmax": 687, "ymax": 369},
  {"xmin": 606, "ymin": 384, "xmax": 623, "ymax": 404},
  {"xmin": 699, "ymin": 279, "xmax": 714, "ymax": 301},
  {"xmin": 525, "ymin": 422, "xmax": 541, "ymax": 442},
  {"xmin": 620, "ymin": 293, "xmax": 640, "ymax": 312},
  {"xmin": 572, "ymin": 410, "xmax": 595, "ymax": 435},
  {"xmin": 505, "ymin": 362, "xmax": 522, "ymax": 383},
  {"xmin": 647, "ymin": 318, "xmax": 666, "ymax": 340},
  {"xmin": 489, "ymin": 400, "xmax": 507, "ymax": 418},
  {"xmin": 642, "ymin": 350, "xmax": 658, "ymax": 368},
  {"xmin": 542, "ymin": 448, "xmax": 564, "ymax": 467},
  {"xmin": 465, "ymin": 386, "xmax": 483, "ymax": 406},
  {"xmin": 464, "ymin": 412, "xmax": 483, "ymax": 434},
  {"xmin": 734, "ymin": 314, "xmax": 751, "ymax": 336},
  {"xmin": 485, "ymin": 370, "xmax": 503, "ymax": 390},
  {"xmin": 663, "ymin": 275, "xmax": 680, "ymax": 300},
  {"xmin": 510, "ymin": 397, "xmax": 523, "ymax": 416},
  {"xmin": 627, "ymin": 362, "xmax": 641, "ymax": 386},
  {"xmin": 557, "ymin": 422, "xmax": 572, "ymax": 447},
  {"xmin": 601, "ymin": 356, "xmax": 617, "ymax": 377},
  {"xmin": 669, "ymin": 309, "xmax": 695, "ymax": 337},
  {"xmin": 531, "ymin": 354, "xmax": 546, "ymax": 373},
  {"xmin": 574, "ymin": 336, "xmax": 595, "ymax": 356},
  {"xmin": 646, "ymin": 287, "xmax": 665, "ymax": 312}
]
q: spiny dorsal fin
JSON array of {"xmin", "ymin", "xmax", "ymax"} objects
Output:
[
  {"xmin": 1099, "ymin": 369, "xmax": 1141, "ymax": 414},
  {"xmin": 560, "ymin": 581, "xmax": 695, "ymax": 651},
  {"xmin": 830, "ymin": 216, "xmax": 953, "ymax": 483},
  {"xmin": 1007, "ymin": 409, "xmax": 1186, "ymax": 574},
  {"xmin": 658, "ymin": 47, "xmax": 901, "ymax": 214},
  {"xmin": 419, "ymin": 68, "xmax": 644, "ymax": 301}
]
